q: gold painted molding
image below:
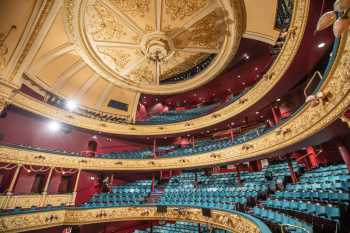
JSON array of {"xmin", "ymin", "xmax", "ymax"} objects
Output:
[
  {"xmin": 0, "ymin": 206, "xmax": 262, "ymax": 233},
  {"xmin": 0, "ymin": 32, "xmax": 349, "ymax": 171},
  {"xmin": 5, "ymin": 0, "xmax": 308, "ymax": 136},
  {"xmin": 0, "ymin": 194, "xmax": 74, "ymax": 210},
  {"xmin": 0, "ymin": 79, "xmax": 20, "ymax": 112}
]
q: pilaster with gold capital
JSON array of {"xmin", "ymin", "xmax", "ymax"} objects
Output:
[{"xmin": 0, "ymin": 79, "xmax": 20, "ymax": 112}]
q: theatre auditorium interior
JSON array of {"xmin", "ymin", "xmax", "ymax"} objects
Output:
[{"xmin": 1, "ymin": 0, "xmax": 350, "ymax": 233}]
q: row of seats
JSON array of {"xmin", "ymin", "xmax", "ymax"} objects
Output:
[
  {"xmin": 254, "ymin": 163, "xmax": 350, "ymax": 233},
  {"xmin": 134, "ymin": 221, "xmax": 228, "ymax": 233},
  {"xmin": 3, "ymin": 124, "xmax": 269, "ymax": 160},
  {"xmin": 252, "ymin": 207, "xmax": 312, "ymax": 233},
  {"xmin": 164, "ymin": 126, "xmax": 268, "ymax": 158},
  {"xmin": 264, "ymin": 199, "xmax": 341, "ymax": 221},
  {"xmin": 82, "ymin": 180, "xmax": 153, "ymax": 208},
  {"xmin": 273, "ymin": 191, "xmax": 350, "ymax": 203},
  {"xmin": 137, "ymin": 103, "xmax": 219, "ymax": 125},
  {"xmin": 99, "ymin": 125, "xmax": 269, "ymax": 159},
  {"xmin": 79, "ymin": 162, "xmax": 347, "ymax": 233}
]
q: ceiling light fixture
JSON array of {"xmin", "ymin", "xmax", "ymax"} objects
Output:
[
  {"xmin": 66, "ymin": 100, "xmax": 78, "ymax": 111},
  {"xmin": 318, "ymin": 42, "xmax": 326, "ymax": 48}
]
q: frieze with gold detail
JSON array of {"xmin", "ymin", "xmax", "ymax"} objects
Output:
[
  {"xmin": 0, "ymin": 194, "xmax": 74, "ymax": 210},
  {"xmin": 0, "ymin": 206, "xmax": 263, "ymax": 233},
  {"xmin": 2, "ymin": 32, "xmax": 350, "ymax": 171},
  {"xmin": 64, "ymin": 0, "xmax": 245, "ymax": 94}
]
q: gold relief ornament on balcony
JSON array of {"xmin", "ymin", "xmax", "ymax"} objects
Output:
[
  {"xmin": 276, "ymin": 127, "xmax": 292, "ymax": 137},
  {"xmin": 305, "ymin": 91, "xmax": 332, "ymax": 107},
  {"xmin": 304, "ymin": 71, "xmax": 332, "ymax": 108},
  {"xmin": 210, "ymin": 153, "xmax": 222, "ymax": 159},
  {"xmin": 241, "ymin": 144, "xmax": 254, "ymax": 151},
  {"xmin": 317, "ymin": 0, "xmax": 350, "ymax": 37}
]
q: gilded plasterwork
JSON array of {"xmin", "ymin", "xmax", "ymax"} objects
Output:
[
  {"xmin": 64, "ymin": 0, "xmax": 244, "ymax": 94},
  {"xmin": 160, "ymin": 52, "xmax": 208, "ymax": 80},
  {"xmin": 0, "ymin": 206, "xmax": 262, "ymax": 233},
  {"xmin": 164, "ymin": 0, "xmax": 209, "ymax": 20},
  {"xmin": 174, "ymin": 9, "xmax": 226, "ymax": 49},
  {"xmin": 98, "ymin": 48, "xmax": 133, "ymax": 71},
  {"xmin": 109, "ymin": 0, "xmax": 154, "ymax": 32},
  {"xmin": 87, "ymin": 3, "xmax": 124, "ymax": 40},
  {"xmin": 0, "ymin": 194, "xmax": 74, "ymax": 210}
]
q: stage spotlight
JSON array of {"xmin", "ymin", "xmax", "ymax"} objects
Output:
[
  {"xmin": 48, "ymin": 121, "xmax": 61, "ymax": 132},
  {"xmin": 66, "ymin": 100, "xmax": 78, "ymax": 111}
]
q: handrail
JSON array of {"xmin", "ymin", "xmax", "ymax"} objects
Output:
[
  {"xmin": 304, "ymin": 71, "xmax": 323, "ymax": 99},
  {"xmin": 280, "ymin": 223, "xmax": 310, "ymax": 233}
]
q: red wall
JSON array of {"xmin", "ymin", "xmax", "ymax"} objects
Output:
[
  {"xmin": 48, "ymin": 172, "xmax": 63, "ymax": 194},
  {"xmin": 0, "ymin": 107, "xmax": 148, "ymax": 153},
  {"xmin": 0, "ymin": 167, "xmax": 14, "ymax": 193},
  {"xmin": 14, "ymin": 168, "xmax": 36, "ymax": 194},
  {"xmin": 75, "ymin": 171, "xmax": 100, "ymax": 205}
]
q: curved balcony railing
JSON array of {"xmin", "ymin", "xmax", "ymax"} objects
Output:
[
  {"xmin": 0, "ymin": 32, "xmax": 347, "ymax": 170},
  {"xmin": 0, "ymin": 205, "xmax": 272, "ymax": 233}
]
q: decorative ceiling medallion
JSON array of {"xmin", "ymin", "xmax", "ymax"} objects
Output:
[{"xmin": 64, "ymin": 0, "xmax": 245, "ymax": 94}]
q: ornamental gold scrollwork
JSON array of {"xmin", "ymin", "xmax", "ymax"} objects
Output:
[
  {"xmin": 0, "ymin": 194, "xmax": 73, "ymax": 210},
  {"xmin": 164, "ymin": 0, "xmax": 209, "ymax": 20},
  {"xmin": 276, "ymin": 128, "xmax": 292, "ymax": 137},
  {"xmin": 0, "ymin": 25, "xmax": 17, "ymax": 70},
  {"xmin": 0, "ymin": 206, "xmax": 263, "ymax": 233},
  {"xmin": 109, "ymin": 0, "xmax": 150, "ymax": 18}
]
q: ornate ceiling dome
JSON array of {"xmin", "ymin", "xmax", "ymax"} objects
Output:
[{"xmin": 64, "ymin": 0, "xmax": 245, "ymax": 94}]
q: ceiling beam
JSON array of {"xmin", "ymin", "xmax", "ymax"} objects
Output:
[
  {"xmin": 170, "ymin": 2, "xmax": 218, "ymax": 39},
  {"xmin": 27, "ymin": 43, "xmax": 74, "ymax": 76},
  {"xmin": 74, "ymin": 73, "xmax": 100, "ymax": 100},
  {"xmin": 100, "ymin": 0, "xmax": 145, "ymax": 36}
]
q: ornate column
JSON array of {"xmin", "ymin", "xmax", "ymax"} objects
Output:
[
  {"xmin": 271, "ymin": 106, "xmax": 280, "ymax": 125},
  {"xmin": 6, "ymin": 164, "xmax": 22, "ymax": 195},
  {"xmin": 337, "ymin": 142, "xmax": 350, "ymax": 171},
  {"xmin": 0, "ymin": 79, "xmax": 19, "ymax": 113},
  {"xmin": 110, "ymin": 173, "xmax": 114, "ymax": 186},
  {"xmin": 236, "ymin": 165, "xmax": 241, "ymax": 185},
  {"xmin": 72, "ymin": 169, "xmax": 81, "ymax": 204},
  {"xmin": 151, "ymin": 174, "xmax": 155, "ymax": 193},
  {"xmin": 287, "ymin": 156, "xmax": 297, "ymax": 184},
  {"xmin": 42, "ymin": 167, "xmax": 54, "ymax": 195}
]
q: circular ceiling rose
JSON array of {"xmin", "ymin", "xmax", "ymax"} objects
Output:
[{"xmin": 64, "ymin": 0, "xmax": 245, "ymax": 94}]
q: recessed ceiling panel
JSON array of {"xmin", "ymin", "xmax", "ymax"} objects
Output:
[{"xmin": 64, "ymin": 0, "xmax": 245, "ymax": 94}]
